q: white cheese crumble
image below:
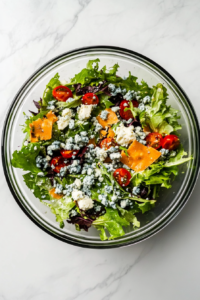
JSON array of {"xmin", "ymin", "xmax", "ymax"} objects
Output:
[
  {"xmin": 62, "ymin": 108, "xmax": 73, "ymax": 118},
  {"xmin": 60, "ymin": 79, "xmax": 67, "ymax": 85},
  {"xmin": 115, "ymin": 123, "xmax": 136, "ymax": 147},
  {"xmin": 78, "ymin": 104, "xmax": 93, "ymax": 120},
  {"xmin": 72, "ymin": 189, "xmax": 84, "ymax": 201},
  {"xmin": 94, "ymin": 168, "xmax": 102, "ymax": 178},
  {"xmin": 110, "ymin": 152, "xmax": 121, "ymax": 161},
  {"xmin": 24, "ymin": 141, "xmax": 28, "ymax": 146},
  {"xmin": 57, "ymin": 108, "xmax": 73, "ymax": 130},
  {"xmin": 71, "ymin": 189, "xmax": 94, "ymax": 211},
  {"xmin": 74, "ymin": 178, "xmax": 82, "ymax": 189},
  {"xmin": 78, "ymin": 196, "xmax": 94, "ymax": 211},
  {"xmin": 37, "ymin": 172, "xmax": 45, "ymax": 177},
  {"xmin": 111, "ymin": 106, "xmax": 120, "ymax": 112}
]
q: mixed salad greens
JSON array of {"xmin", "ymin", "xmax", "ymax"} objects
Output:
[{"xmin": 11, "ymin": 59, "xmax": 192, "ymax": 240}]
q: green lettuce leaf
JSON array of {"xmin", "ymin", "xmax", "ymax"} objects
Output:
[
  {"xmin": 140, "ymin": 83, "xmax": 181, "ymax": 134},
  {"xmin": 119, "ymin": 75, "xmax": 153, "ymax": 98},
  {"xmin": 86, "ymin": 58, "xmax": 100, "ymax": 70},
  {"xmin": 98, "ymin": 93, "xmax": 113, "ymax": 108},
  {"xmin": 119, "ymin": 146, "xmax": 129, "ymax": 156},
  {"xmin": 55, "ymin": 98, "xmax": 81, "ymax": 109},
  {"xmin": 43, "ymin": 197, "xmax": 75, "ymax": 228},
  {"xmin": 69, "ymin": 59, "xmax": 121, "ymax": 87},
  {"xmin": 70, "ymin": 59, "xmax": 101, "ymax": 85},
  {"xmin": 95, "ymin": 226, "xmax": 108, "ymax": 241},
  {"xmin": 11, "ymin": 143, "xmax": 41, "ymax": 173},
  {"xmin": 120, "ymin": 72, "xmax": 138, "ymax": 90},
  {"xmin": 23, "ymin": 172, "xmax": 51, "ymax": 200},
  {"xmin": 93, "ymin": 208, "xmax": 130, "ymax": 240},
  {"xmin": 67, "ymin": 59, "xmax": 155, "ymax": 102},
  {"xmin": 42, "ymin": 73, "xmax": 61, "ymax": 106},
  {"xmin": 136, "ymin": 201, "xmax": 156, "ymax": 214},
  {"xmin": 165, "ymin": 145, "xmax": 192, "ymax": 167},
  {"xmin": 117, "ymin": 206, "xmax": 140, "ymax": 227},
  {"xmin": 131, "ymin": 161, "xmax": 177, "ymax": 189},
  {"xmin": 22, "ymin": 110, "xmax": 49, "ymax": 137},
  {"xmin": 131, "ymin": 145, "xmax": 192, "ymax": 189},
  {"xmin": 66, "ymin": 119, "xmax": 92, "ymax": 138}
]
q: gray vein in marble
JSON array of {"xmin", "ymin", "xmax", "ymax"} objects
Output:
[
  {"xmin": 68, "ymin": 243, "xmax": 154, "ymax": 300},
  {"xmin": 26, "ymin": 0, "xmax": 92, "ymax": 68},
  {"xmin": 0, "ymin": 0, "xmax": 92, "ymax": 65}
]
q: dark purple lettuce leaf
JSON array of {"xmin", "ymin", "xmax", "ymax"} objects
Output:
[
  {"xmin": 127, "ymin": 116, "xmax": 141, "ymax": 127},
  {"xmin": 74, "ymin": 81, "xmax": 111, "ymax": 96},
  {"xmin": 47, "ymin": 169, "xmax": 54, "ymax": 176},
  {"xmin": 77, "ymin": 146, "xmax": 88, "ymax": 158},
  {"xmin": 30, "ymin": 99, "xmax": 43, "ymax": 115},
  {"xmin": 67, "ymin": 203, "xmax": 106, "ymax": 232},
  {"xmin": 83, "ymin": 205, "xmax": 106, "ymax": 220},
  {"xmin": 100, "ymin": 85, "xmax": 111, "ymax": 96},
  {"xmin": 67, "ymin": 216, "xmax": 93, "ymax": 231},
  {"xmin": 109, "ymin": 93, "xmax": 123, "ymax": 106},
  {"xmin": 29, "ymin": 110, "xmax": 38, "ymax": 116},
  {"xmin": 33, "ymin": 100, "xmax": 41, "ymax": 110},
  {"xmin": 140, "ymin": 186, "xmax": 149, "ymax": 198},
  {"xmin": 46, "ymin": 170, "xmax": 55, "ymax": 186}
]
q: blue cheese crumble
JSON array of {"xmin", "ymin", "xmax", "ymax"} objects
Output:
[
  {"xmin": 47, "ymin": 141, "xmax": 60, "ymax": 156},
  {"xmin": 142, "ymin": 96, "xmax": 151, "ymax": 104},
  {"xmin": 138, "ymin": 103, "xmax": 146, "ymax": 111},
  {"xmin": 100, "ymin": 110, "xmax": 109, "ymax": 120},
  {"xmin": 132, "ymin": 186, "xmax": 141, "ymax": 195}
]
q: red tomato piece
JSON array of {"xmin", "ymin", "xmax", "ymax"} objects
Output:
[
  {"xmin": 82, "ymin": 93, "xmax": 99, "ymax": 105},
  {"xmin": 52, "ymin": 85, "xmax": 73, "ymax": 102},
  {"xmin": 99, "ymin": 138, "xmax": 117, "ymax": 150},
  {"xmin": 161, "ymin": 134, "xmax": 180, "ymax": 150},
  {"xmin": 60, "ymin": 149, "xmax": 79, "ymax": 159},
  {"xmin": 113, "ymin": 168, "xmax": 131, "ymax": 187},
  {"xmin": 145, "ymin": 132, "xmax": 163, "ymax": 149},
  {"xmin": 119, "ymin": 100, "xmax": 139, "ymax": 120},
  {"xmin": 50, "ymin": 156, "xmax": 68, "ymax": 173}
]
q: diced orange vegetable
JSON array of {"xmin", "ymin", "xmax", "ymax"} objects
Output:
[
  {"xmin": 46, "ymin": 111, "xmax": 58, "ymax": 123},
  {"xmin": 107, "ymin": 128, "xmax": 115, "ymax": 138},
  {"xmin": 100, "ymin": 127, "xmax": 115, "ymax": 139},
  {"xmin": 30, "ymin": 118, "xmax": 53, "ymax": 142},
  {"xmin": 49, "ymin": 188, "xmax": 63, "ymax": 199},
  {"xmin": 97, "ymin": 109, "xmax": 119, "ymax": 128},
  {"xmin": 104, "ymin": 157, "xmax": 112, "ymax": 163},
  {"xmin": 143, "ymin": 125, "xmax": 151, "ymax": 133},
  {"xmin": 88, "ymin": 138, "xmax": 96, "ymax": 147},
  {"xmin": 100, "ymin": 130, "xmax": 107, "ymax": 139},
  {"xmin": 121, "ymin": 140, "xmax": 161, "ymax": 172}
]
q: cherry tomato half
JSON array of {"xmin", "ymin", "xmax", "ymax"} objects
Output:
[
  {"xmin": 52, "ymin": 85, "xmax": 73, "ymax": 102},
  {"xmin": 50, "ymin": 156, "xmax": 68, "ymax": 173},
  {"xmin": 60, "ymin": 149, "xmax": 79, "ymax": 159},
  {"xmin": 113, "ymin": 168, "xmax": 131, "ymax": 187},
  {"xmin": 145, "ymin": 132, "xmax": 163, "ymax": 149},
  {"xmin": 161, "ymin": 134, "xmax": 180, "ymax": 150},
  {"xmin": 119, "ymin": 99, "xmax": 139, "ymax": 120},
  {"xmin": 82, "ymin": 93, "xmax": 99, "ymax": 105},
  {"xmin": 99, "ymin": 138, "xmax": 117, "ymax": 150}
]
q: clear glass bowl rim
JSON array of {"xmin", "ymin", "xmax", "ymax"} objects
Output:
[{"xmin": 2, "ymin": 45, "xmax": 200, "ymax": 249}]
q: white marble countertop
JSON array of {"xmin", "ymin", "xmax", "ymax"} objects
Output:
[{"xmin": 1, "ymin": 0, "xmax": 200, "ymax": 299}]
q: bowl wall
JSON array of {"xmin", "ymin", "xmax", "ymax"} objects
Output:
[{"xmin": 2, "ymin": 46, "xmax": 199, "ymax": 248}]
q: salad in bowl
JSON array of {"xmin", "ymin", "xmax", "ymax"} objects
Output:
[{"xmin": 11, "ymin": 59, "xmax": 192, "ymax": 241}]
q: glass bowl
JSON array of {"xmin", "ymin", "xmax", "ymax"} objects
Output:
[{"xmin": 2, "ymin": 46, "xmax": 200, "ymax": 249}]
